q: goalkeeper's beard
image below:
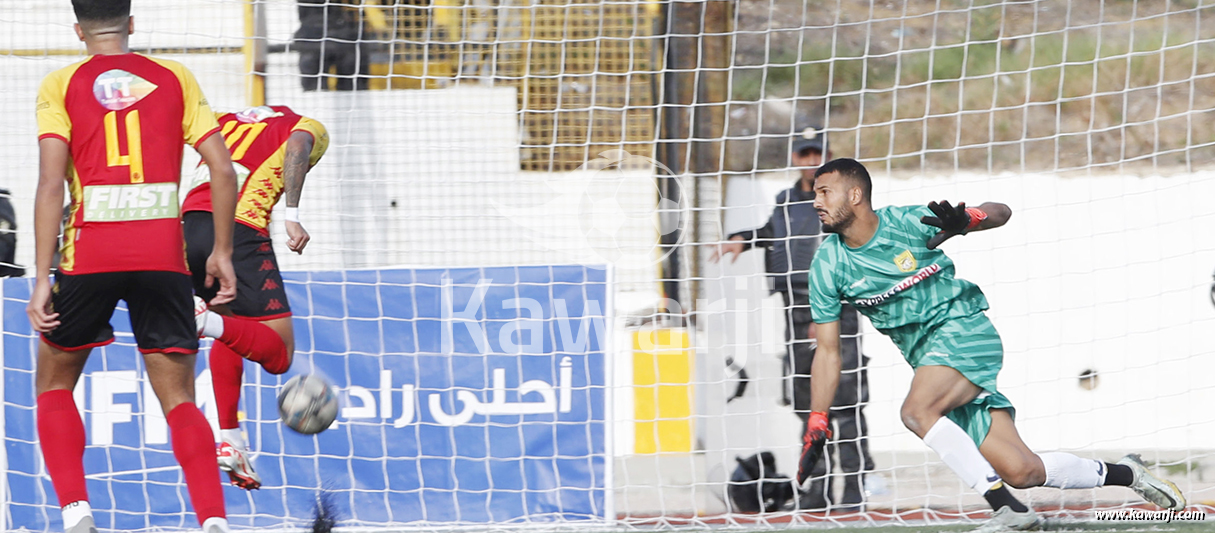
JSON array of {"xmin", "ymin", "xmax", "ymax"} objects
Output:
[{"xmin": 820, "ymin": 206, "xmax": 856, "ymax": 234}]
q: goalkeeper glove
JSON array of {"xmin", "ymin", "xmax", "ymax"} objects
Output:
[
  {"xmin": 920, "ymin": 200, "xmax": 987, "ymax": 250},
  {"xmin": 796, "ymin": 411, "xmax": 832, "ymax": 485}
]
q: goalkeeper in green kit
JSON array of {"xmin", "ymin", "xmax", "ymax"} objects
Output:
[{"xmin": 798, "ymin": 158, "xmax": 1185, "ymax": 532}]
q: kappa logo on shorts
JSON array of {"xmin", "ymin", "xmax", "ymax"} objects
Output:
[
  {"xmin": 259, "ymin": 259, "xmax": 275, "ymax": 271},
  {"xmin": 258, "ymin": 242, "xmax": 272, "ymax": 253},
  {"xmin": 262, "ymin": 278, "xmax": 279, "ymax": 291},
  {"xmin": 265, "ymin": 299, "xmax": 284, "ymax": 311}
]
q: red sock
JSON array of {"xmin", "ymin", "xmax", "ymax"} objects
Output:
[
  {"xmin": 37, "ymin": 390, "xmax": 88, "ymax": 506},
  {"xmin": 167, "ymin": 403, "xmax": 226, "ymax": 524},
  {"xmin": 209, "ymin": 342, "xmax": 245, "ymax": 430},
  {"xmin": 218, "ymin": 315, "xmax": 290, "ymax": 375}
]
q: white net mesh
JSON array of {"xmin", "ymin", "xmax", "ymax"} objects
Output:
[{"xmin": 1, "ymin": 0, "xmax": 1214, "ymax": 530}]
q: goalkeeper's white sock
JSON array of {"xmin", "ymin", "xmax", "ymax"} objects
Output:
[
  {"xmin": 61, "ymin": 500, "xmax": 92, "ymax": 531},
  {"xmin": 923, "ymin": 417, "xmax": 1002, "ymax": 494},
  {"xmin": 220, "ymin": 428, "xmax": 246, "ymax": 449},
  {"xmin": 1040, "ymin": 452, "xmax": 1106, "ymax": 489}
]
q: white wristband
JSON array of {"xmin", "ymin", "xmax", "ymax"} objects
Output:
[{"xmin": 285, "ymin": 207, "xmax": 300, "ymax": 223}]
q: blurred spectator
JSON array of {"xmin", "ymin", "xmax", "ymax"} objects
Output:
[
  {"xmin": 0, "ymin": 189, "xmax": 23, "ymax": 277},
  {"xmin": 295, "ymin": 0, "xmax": 368, "ymax": 91},
  {"xmin": 711, "ymin": 124, "xmax": 873, "ymax": 512}
]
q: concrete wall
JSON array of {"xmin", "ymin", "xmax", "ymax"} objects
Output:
[
  {"xmin": 0, "ymin": 1, "xmax": 665, "ymax": 293},
  {"xmin": 705, "ymin": 169, "xmax": 1215, "ymax": 465}
]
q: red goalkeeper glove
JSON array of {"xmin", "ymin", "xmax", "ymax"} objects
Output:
[{"xmin": 797, "ymin": 411, "xmax": 832, "ymax": 485}]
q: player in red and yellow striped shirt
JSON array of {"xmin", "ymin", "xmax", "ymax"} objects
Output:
[
  {"xmin": 182, "ymin": 105, "xmax": 329, "ymax": 490},
  {"xmin": 27, "ymin": 2, "xmax": 236, "ymax": 532}
]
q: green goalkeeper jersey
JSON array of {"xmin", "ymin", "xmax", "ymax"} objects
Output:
[{"xmin": 809, "ymin": 205, "xmax": 989, "ymax": 331}]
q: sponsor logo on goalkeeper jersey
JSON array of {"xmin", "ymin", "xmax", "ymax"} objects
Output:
[
  {"xmin": 82, "ymin": 183, "xmax": 178, "ymax": 222},
  {"xmin": 852, "ymin": 264, "xmax": 942, "ymax": 307}
]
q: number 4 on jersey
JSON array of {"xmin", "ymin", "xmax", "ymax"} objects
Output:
[{"xmin": 104, "ymin": 110, "xmax": 144, "ymax": 183}]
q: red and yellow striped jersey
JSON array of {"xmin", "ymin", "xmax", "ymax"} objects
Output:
[
  {"xmin": 181, "ymin": 105, "xmax": 329, "ymax": 234},
  {"xmin": 36, "ymin": 53, "xmax": 220, "ymax": 275}
]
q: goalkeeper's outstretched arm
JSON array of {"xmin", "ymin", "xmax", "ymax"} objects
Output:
[
  {"xmin": 808, "ymin": 320, "xmax": 841, "ymax": 413},
  {"xmin": 920, "ymin": 201, "xmax": 1013, "ymax": 249},
  {"xmin": 968, "ymin": 202, "xmax": 1012, "ymax": 232}
]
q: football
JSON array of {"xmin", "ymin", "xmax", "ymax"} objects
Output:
[{"xmin": 277, "ymin": 374, "xmax": 339, "ymax": 435}]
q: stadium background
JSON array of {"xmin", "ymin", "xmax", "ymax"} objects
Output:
[{"xmin": 0, "ymin": 0, "xmax": 1214, "ymax": 529}]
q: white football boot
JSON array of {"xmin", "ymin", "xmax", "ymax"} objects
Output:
[
  {"xmin": 217, "ymin": 441, "xmax": 262, "ymax": 490},
  {"xmin": 969, "ymin": 506, "xmax": 1040, "ymax": 533},
  {"xmin": 1119, "ymin": 453, "xmax": 1186, "ymax": 511},
  {"xmin": 65, "ymin": 516, "xmax": 98, "ymax": 533}
]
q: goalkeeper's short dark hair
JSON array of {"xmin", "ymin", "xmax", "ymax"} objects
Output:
[
  {"xmin": 815, "ymin": 158, "xmax": 873, "ymax": 202},
  {"xmin": 72, "ymin": 0, "xmax": 131, "ymax": 24}
]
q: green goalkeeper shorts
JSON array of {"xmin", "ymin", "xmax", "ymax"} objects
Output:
[
  {"xmin": 891, "ymin": 311, "xmax": 1015, "ymax": 446},
  {"xmin": 945, "ymin": 390, "xmax": 1015, "ymax": 447}
]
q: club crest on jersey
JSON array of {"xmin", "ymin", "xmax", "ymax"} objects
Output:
[
  {"xmin": 93, "ymin": 70, "xmax": 157, "ymax": 111},
  {"xmin": 894, "ymin": 250, "xmax": 917, "ymax": 272}
]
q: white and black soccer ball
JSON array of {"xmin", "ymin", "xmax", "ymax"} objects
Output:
[{"xmin": 277, "ymin": 374, "xmax": 338, "ymax": 435}]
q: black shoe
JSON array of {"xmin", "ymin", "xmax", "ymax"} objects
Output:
[{"xmin": 797, "ymin": 490, "xmax": 829, "ymax": 511}]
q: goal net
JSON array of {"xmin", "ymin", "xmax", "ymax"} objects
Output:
[{"xmin": 1, "ymin": 0, "xmax": 1214, "ymax": 530}]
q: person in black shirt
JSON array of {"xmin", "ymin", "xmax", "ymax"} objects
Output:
[
  {"xmin": 713, "ymin": 125, "xmax": 873, "ymax": 512},
  {"xmin": 295, "ymin": 0, "xmax": 368, "ymax": 91}
]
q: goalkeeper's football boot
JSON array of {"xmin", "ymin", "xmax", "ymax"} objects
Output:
[
  {"xmin": 217, "ymin": 441, "xmax": 262, "ymax": 490},
  {"xmin": 970, "ymin": 506, "xmax": 1040, "ymax": 533},
  {"xmin": 1119, "ymin": 453, "xmax": 1186, "ymax": 511},
  {"xmin": 65, "ymin": 516, "xmax": 97, "ymax": 533}
]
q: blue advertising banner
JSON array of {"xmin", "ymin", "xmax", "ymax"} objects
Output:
[{"xmin": 1, "ymin": 266, "xmax": 609, "ymax": 531}]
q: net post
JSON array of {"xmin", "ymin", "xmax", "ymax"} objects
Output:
[
  {"xmin": 603, "ymin": 264, "xmax": 616, "ymax": 525},
  {"xmin": 243, "ymin": 0, "xmax": 267, "ymax": 107}
]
